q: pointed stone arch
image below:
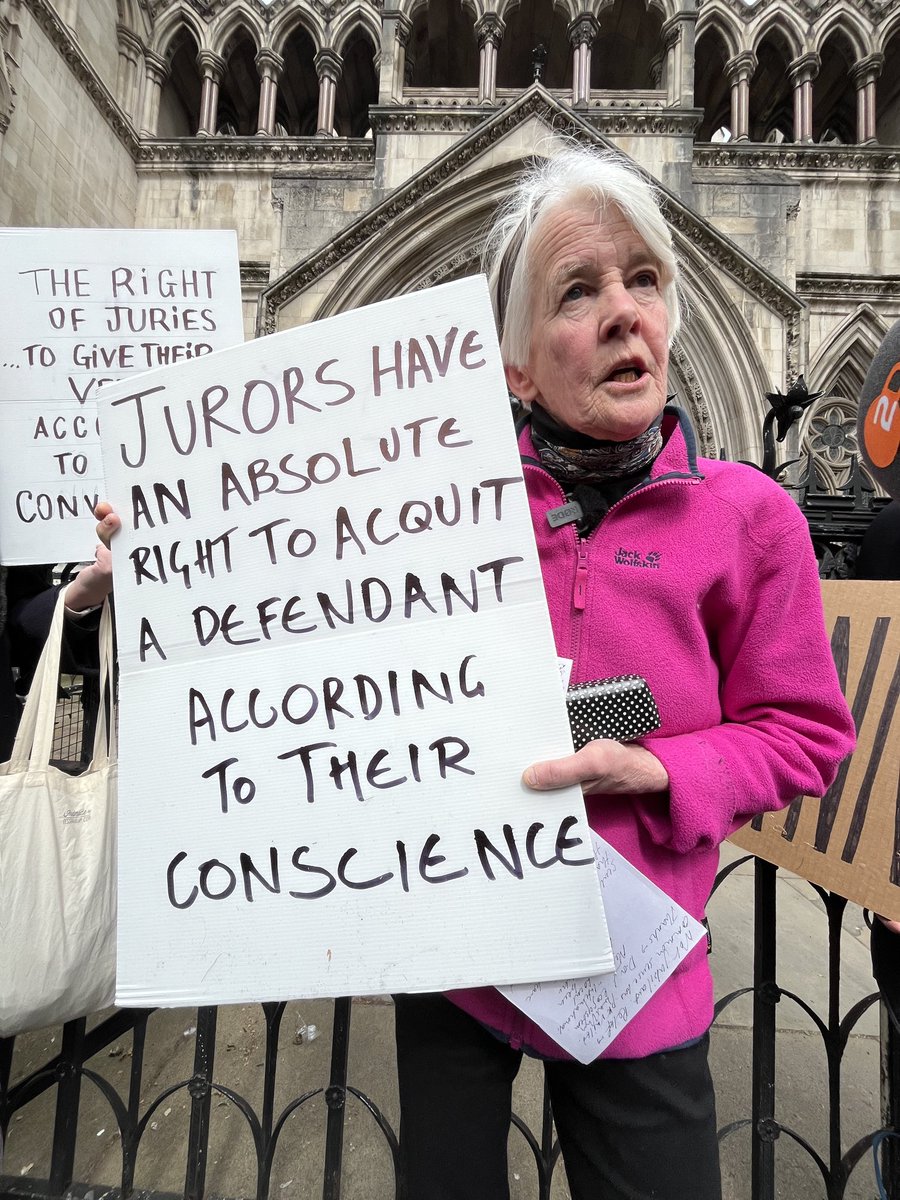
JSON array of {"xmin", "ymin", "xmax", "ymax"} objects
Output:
[
  {"xmin": 796, "ymin": 305, "xmax": 886, "ymax": 497},
  {"xmin": 595, "ymin": 0, "xmax": 669, "ymax": 21},
  {"xmin": 748, "ymin": 5, "xmax": 806, "ymax": 61},
  {"xmin": 809, "ymin": 304, "xmax": 887, "ymax": 401},
  {"xmin": 878, "ymin": 6, "xmax": 900, "ymax": 57},
  {"xmin": 211, "ymin": 9, "xmax": 265, "ymax": 62},
  {"xmin": 695, "ymin": 3, "xmax": 742, "ymax": 63},
  {"xmin": 270, "ymin": 7, "xmax": 327, "ymax": 57},
  {"xmin": 812, "ymin": 5, "xmax": 871, "ymax": 64},
  {"xmin": 695, "ymin": 17, "xmax": 737, "ymax": 140},
  {"xmin": 115, "ymin": 0, "xmax": 143, "ymax": 38},
  {"xmin": 333, "ymin": 8, "xmax": 382, "ymax": 59},
  {"xmin": 151, "ymin": 6, "xmax": 207, "ymax": 60},
  {"xmin": 669, "ymin": 236, "xmax": 773, "ymax": 462},
  {"xmin": 260, "ymin": 87, "xmax": 799, "ymax": 460},
  {"xmin": 496, "ymin": 0, "xmax": 577, "ymax": 25}
]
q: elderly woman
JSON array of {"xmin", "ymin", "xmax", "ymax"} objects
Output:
[{"xmin": 391, "ymin": 145, "xmax": 856, "ymax": 1200}]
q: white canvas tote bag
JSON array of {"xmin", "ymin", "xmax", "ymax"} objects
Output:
[{"xmin": 0, "ymin": 594, "xmax": 116, "ymax": 1036}]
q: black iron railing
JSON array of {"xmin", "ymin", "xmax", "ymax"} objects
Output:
[{"xmin": 1, "ymin": 854, "xmax": 892, "ymax": 1200}]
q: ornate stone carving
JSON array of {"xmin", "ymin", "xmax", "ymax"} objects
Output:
[
  {"xmin": 797, "ymin": 273, "xmax": 900, "ymax": 300},
  {"xmin": 475, "ymin": 13, "xmax": 503, "ymax": 51},
  {"xmin": 240, "ymin": 260, "xmax": 271, "ymax": 285},
  {"xmin": 849, "ymin": 53, "xmax": 884, "ymax": 89},
  {"xmin": 724, "ymin": 51, "xmax": 756, "ymax": 86},
  {"xmin": 415, "ymin": 245, "xmax": 481, "ymax": 291},
  {"xmin": 255, "ymin": 47, "xmax": 284, "ymax": 82},
  {"xmin": 0, "ymin": 3, "xmax": 18, "ymax": 133},
  {"xmin": 669, "ymin": 341, "xmax": 714, "ymax": 456},
  {"xmin": 718, "ymin": 0, "xmax": 884, "ymax": 21},
  {"xmin": 315, "ymin": 46, "xmax": 342, "ymax": 84},
  {"xmin": 694, "ymin": 144, "xmax": 900, "ymax": 173},
  {"xmin": 802, "ymin": 397, "xmax": 861, "ymax": 486},
  {"xmin": 136, "ymin": 137, "xmax": 376, "ymax": 168},
  {"xmin": 567, "ymin": 14, "xmax": 598, "ymax": 50},
  {"xmin": 370, "ymin": 102, "xmax": 702, "ymax": 137},
  {"xmin": 787, "ymin": 53, "xmax": 820, "ymax": 86}
]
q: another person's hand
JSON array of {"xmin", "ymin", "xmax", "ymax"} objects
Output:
[
  {"xmin": 94, "ymin": 500, "xmax": 121, "ymax": 548},
  {"xmin": 523, "ymin": 739, "xmax": 669, "ymax": 796},
  {"xmin": 64, "ymin": 542, "xmax": 113, "ymax": 612},
  {"xmin": 877, "ymin": 915, "xmax": 900, "ymax": 936}
]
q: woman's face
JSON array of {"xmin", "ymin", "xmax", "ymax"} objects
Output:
[{"xmin": 505, "ymin": 201, "xmax": 670, "ymax": 442}]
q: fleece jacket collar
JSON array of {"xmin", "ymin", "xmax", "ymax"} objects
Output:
[{"xmin": 516, "ymin": 405, "xmax": 704, "ymax": 489}]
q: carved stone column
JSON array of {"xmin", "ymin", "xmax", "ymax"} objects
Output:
[
  {"xmin": 196, "ymin": 50, "xmax": 225, "ymax": 136},
  {"xmin": 378, "ymin": 13, "xmax": 412, "ymax": 103},
  {"xmin": 396, "ymin": 16, "xmax": 412, "ymax": 95},
  {"xmin": 378, "ymin": 12, "xmax": 398, "ymax": 103},
  {"xmin": 661, "ymin": 10, "xmax": 696, "ymax": 107},
  {"xmin": 788, "ymin": 53, "xmax": 818, "ymax": 142},
  {"xmin": 476, "ymin": 13, "xmax": 503, "ymax": 105},
  {"xmin": 724, "ymin": 51, "xmax": 755, "ymax": 141},
  {"xmin": 568, "ymin": 14, "xmax": 598, "ymax": 107},
  {"xmin": 255, "ymin": 48, "xmax": 283, "ymax": 135},
  {"xmin": 140, "ymin": 51, "xmax": 169, "ymax": 137},
  {"xmin": 315, "ymin": 47, "xmax": 342, "ymax": 136},
  {"xmin": 116, "ymin": 24, "xmax": 143, "ymax": 121},
  {"xmin": 851, "ymin": 54, "xmax": 883, "ymax": 143}
]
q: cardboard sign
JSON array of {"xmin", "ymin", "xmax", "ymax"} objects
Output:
[
  {"xmin": 0, "ymin": 229, "xmax": 244, "ymax": 565},
  {"xmin": 731, "ymin": 581, "xmax": 900, "ymax": 918},
  {"xmin": 98, "ymin": 276, "xmax": 611, "ymax": 1007}
]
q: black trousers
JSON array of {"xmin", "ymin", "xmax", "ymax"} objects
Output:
[{"xmin": 394, "ymin": 992, "xmax": 722, "ymax": 1200}]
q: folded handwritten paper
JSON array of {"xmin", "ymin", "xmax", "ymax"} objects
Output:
[{"xmin": 501, "ymin": 832, "xmax": 706, "ymax": 1062}]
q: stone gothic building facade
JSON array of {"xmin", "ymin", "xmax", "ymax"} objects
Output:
[{"xmin": 1, "ymin": 0, "xmax": 898, "ymax": 482}]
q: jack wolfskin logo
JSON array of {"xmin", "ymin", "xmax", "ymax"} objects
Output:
[{"xmin": 615, "ymin": 548, "xmax": 662, "ymax": 569}]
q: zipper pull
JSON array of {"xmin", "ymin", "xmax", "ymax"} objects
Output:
[{"xmin": 573, "ymin": 547, "xmax": 588, "ymax": 611}]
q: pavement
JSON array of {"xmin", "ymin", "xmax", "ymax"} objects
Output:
[{"xmin": 0, "ymin": 843, "xmax": 887, "ymax": 1199}]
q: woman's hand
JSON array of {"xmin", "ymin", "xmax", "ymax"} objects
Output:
[
  {"xmin": 94, "ymin": 500, "xmax": 121, "ymax": 549},
  {"xmin": 523, "ymin": 739, "xmax": 669, "ymax": 796},
  {"xmin": 877, "ymin": 915, "xmax": 900, "ymax": 936}
]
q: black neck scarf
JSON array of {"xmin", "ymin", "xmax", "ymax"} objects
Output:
[{"xmin": 530, "ymin": 403, "xmax": 665, "ymax": 535}]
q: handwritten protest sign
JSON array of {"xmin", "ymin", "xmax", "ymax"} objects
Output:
[
  {"xmin": 0, "ymin": 229, "xmax": 243, "ymax": 565},
  {"xmin": 732, "ymin": 581, "xmax": 900, "ymax": 917},
  {"xmin": 99, "ymin": 276, "xmax": 611, "ymax": 1006}
]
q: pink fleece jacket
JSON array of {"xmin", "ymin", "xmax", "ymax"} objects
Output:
[{"xmin": 448, "ymin": 409, "xmax": 856, "ymax": 1060}]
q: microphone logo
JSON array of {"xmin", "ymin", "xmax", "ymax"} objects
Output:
[{"xmin": 863, "ymin": 359, "xmax": 900, "ymax": 468}]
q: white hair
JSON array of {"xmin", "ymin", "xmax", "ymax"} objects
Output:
[{"xmin": 483, "ymin": 142, "xmax": 682, "ymax": 368}]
